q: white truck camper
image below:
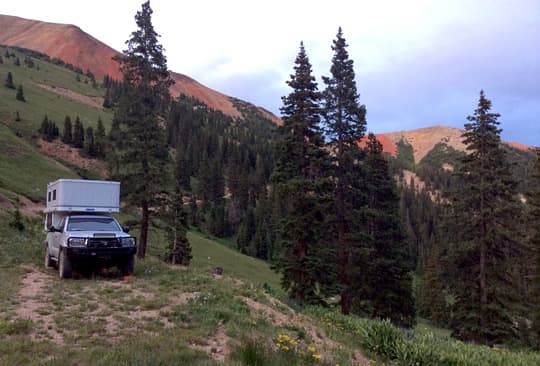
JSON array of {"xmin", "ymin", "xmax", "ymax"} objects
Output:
[{"xmin": 43, "ymin": 179, "xmax": 136, "ymax": 278}]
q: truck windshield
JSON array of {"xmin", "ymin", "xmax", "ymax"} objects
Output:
[{"xmin": 67, "ymin": 217, "xmax": 120, "ymax": 231}]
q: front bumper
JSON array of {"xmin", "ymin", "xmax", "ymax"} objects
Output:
[{"xmin": 65, "ymin": 246, "xmax": 137, "ymax": 261}]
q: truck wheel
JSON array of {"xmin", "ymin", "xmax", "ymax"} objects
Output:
[
  {"xmin": 120, "ymin": 255, "xmax": 134, "ymax": 276},
  {"xmin": 58, "ymin": 249, "xmax": 73, "ymax": 279},
  {"xmin": 44, "ymin": 243, "xmax": 54, "ymax": 268}
]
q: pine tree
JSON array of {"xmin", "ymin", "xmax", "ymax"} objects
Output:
[
  {"xmin": 39, "ymin": 116, "xmax": 59, "ymax": 141},
  {"xmin": 15, "ymin": 111, "xmax": 21, "ymax": 122},
  {"xmin": 94, "ymin": 117, "xmax": 106, "ymax": 157},
  {"xmin": 447, "ymin": 90, "xmax": 522, "ymax": 345},
  {"xmin": 15, "ymin": 85, "xmax": 25, "ymax": 101},
  {"xmin": 166, "ymin": 189, "xmax": 192, "ymax": 265},
  {"xmin": 529, "ymin": 148, "xmax": 540, "ymax": 347},
  {"xmin": 237, "ymin": 207, "xmax": 256, "ymax": 254},
  {"xmin": 112, "ymin": 1, "xmax": 174, "ymax": 259},
  {"xmin": 84, "ymin": 126, "xmax": 95, "ymax": 156},
  {"xmin": 14, "ymin": 57, "xmax": 20, "ymax": 66},
  {"xmin": 0, "ymin": 55, "xmax": 3, "ymax": 64},
  {"xmin": 362, "ymin": 134, "xmax": 416, "ymax": 327},
  {"xmin": 166, "ymin": 151, "xmax": 192, "ymax": 267},
  {"xmin": 62, "ymin": 116, "xmax": 73, "ymax": 144},
  {"xmin": 39, "ymin": 115, "xmax": 51, "ymax": 140},
  {"xmin": 321, "ymin": 28, "xmax": 368, "ymax": 314},
  {"xmin": 175, "ymin": 140, "xmax": 191, "ymax": 191},
  {"xmin": 271, "ymin": 42, "xmax": 334, "ymax": 305},
  {"xmin": 251, "ymin": 194, "xmax": 273, "ymax": 260},
  {"xmin": 73, "ymin": 116, "xmax": 85, "ymax": 148},
  {"xmin": 5, "ymin": 72, "xmax": 15, "ymax": 89}
]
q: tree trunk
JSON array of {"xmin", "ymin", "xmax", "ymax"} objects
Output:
[
  {"xmin": 336, "ymin": 142, "xmax": 350, "ymax": 315},
  {"xmin": 139, "ymin": 199, "xmax": 149, "ymax": 259},
  {"xmin": 479, "ymin": 185, "xmax": 487, "ymax": 340},
  {"xmin": 480, "ymin": 238, "xmax": 487, "ymax": 333},
  {"xmin": 298, "ymin": 239, "xmax": 307, "ymax": 304},
  {"xmin": 341, "ymin": 287, "xmax": 352, "ymax": 315},
  {"xmin": 172, "ymin": 215, "xmax": 178, "ymax": 265}
]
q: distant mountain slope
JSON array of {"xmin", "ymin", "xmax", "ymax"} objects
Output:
[
  {"xmin": 363, "ymin": 126, "xmax": 531, "ymax": 163},
  {"xmin": 0, "ymin": 14, "xmax": 281, "ymax": 124}
]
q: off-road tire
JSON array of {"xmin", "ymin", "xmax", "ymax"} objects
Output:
[
  {"xmin": 44, "ymin": 243, "xmax": 54, "ymax": 268},
  {"xmin": 120, "ymin": 255, "xmax": 134, "ymax": 276},
  {"xmin": 58, "ymin": 249, "xmax": 73, "ymax": 279}
]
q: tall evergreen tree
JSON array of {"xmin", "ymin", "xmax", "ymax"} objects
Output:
[
  {"xmin": 174, "ymin": 139, "xmax": 191, "ymax": 191},
  {"xmin": 446, "ymin": 90, "xmax": 522, "ymax": 345},
  {"xmin": 94, "ymin": 117, "xmax": 106, "ymax": 157},
  {"xmin": 39, "ymin": 115, "xmax": 59, "ymax": 141},
  {"xmin": 362, "ymin": 134, "xmax": 416, "ymax": 326},
  {"xmin": 111, "ymin": 1, "xmax": 174, "ymax": 258},
  {"xmin": 166, "ymin": 187, "xmax": 192, "ymax": 265},
  {"xmin": 237, "ymin": 206, "xmax": 256, "ymax": 254},
  {"xmin": 271, "ymin": 42, "xmax": 333, "ymax": 305},
  {"xmin": 321, "ymin": 28, "xmax": 367, "ymax": 314},
  {"xmin": 84, "ymin": 126, "xmax": 95, "ymax": 156},
  {"xmin": 529, "ymin": 148, "xmax": 540, "ymax": 347},
  {"xmin": 39, "ymin": 115, "xmax": 51, "ymax": 140},
  {"xmin": 5, "ymin": 72, "xmax": 15, "ymax": 89},
  {"xmin": 62, "ymin": 116, "xmax": 73, "ymax": 144},
  {"xmin": 167, "ymin": 147, "xmax": 192, "ymax": 266},
  {"xmin": 73, "ymin": 116, "xmax": 85, "ymax": 148},
  {"xmin": 15, "ymin": 85, "xmax": 25, "ymax": 102}
]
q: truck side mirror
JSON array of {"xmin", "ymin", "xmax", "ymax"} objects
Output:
[
  {"xmin": 48, "ymin": 225, "xmax": 57, "ymax": 232},
  {"xmin": 122, "ymin": 226, "xmax": 130, "ymax": 233}
]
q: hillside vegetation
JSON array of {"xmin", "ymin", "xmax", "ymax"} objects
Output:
[
  {"xmin": 0, "ymin": 46, "xmax": 111, "ymax": 203},
  {"xmin": 2, "ymin": 213, "xmax": 540, "ymax": 365}
]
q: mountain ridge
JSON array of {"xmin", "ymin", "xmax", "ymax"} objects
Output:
[
  {"xmin": 0, "ymin": 14, "xmax": 281, "ymax": 124},
  {"xmin": 363, "ymin": 125, "xmax": 532, "ymax": 163}
]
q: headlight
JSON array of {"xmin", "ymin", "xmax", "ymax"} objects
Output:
[
  {"xmin": 120, "ymin": 237, "xmax": 136, "ymax": 247},
  {"xmin": 68, "ymin": 238, "xmax": 86, "ymax": 247}
]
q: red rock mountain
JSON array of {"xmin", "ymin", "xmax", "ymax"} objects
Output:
[
  {"xmin": 360, "ymin": 126, "xmax": 531, "ymax": 163},
  {"xmin": 0, "ymin": 14, "xmax": 280, "ymax": 124}
]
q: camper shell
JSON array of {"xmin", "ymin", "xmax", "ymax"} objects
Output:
[
  {"xmin": 43, "ymin": 179, "xmax": 136, "ymax": 278},
  {"xmin": 44, "ymin": 179, "xmax": 120, "ymax": 230}
]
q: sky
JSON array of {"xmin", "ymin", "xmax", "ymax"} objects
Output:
[{"xmin": 3, "ymin": 0, "xmax": 539, "ymax": 145}]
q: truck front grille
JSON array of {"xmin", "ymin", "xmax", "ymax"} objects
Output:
[{"xmin": 87, "ymin": 238, "xmax": 120, "ymax": 248}]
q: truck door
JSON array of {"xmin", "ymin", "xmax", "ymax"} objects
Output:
[{"xmin": 49, "ymin": 217, "xmax": 66, "ymax": 259}]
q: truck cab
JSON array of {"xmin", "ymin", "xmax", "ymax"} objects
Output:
[
  {"xmin": 45, "ymin": 213, "xmax": 136, "ymax": 278},
  {"xmin": 43, "ymin": 179, "xmax": 136, "ymax": 278}
]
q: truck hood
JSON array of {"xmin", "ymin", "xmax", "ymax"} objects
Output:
[{"xmin": 64, "ymin": 231, "xmax": 131, "ymax": 238}]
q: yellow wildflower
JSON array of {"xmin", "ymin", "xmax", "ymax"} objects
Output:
[
  {"xmin": 312, "ymin": 354, "xmax": 322, "ymax": 360},
  {"xmin": 308, "ymin": 346, "xmax": 316, "ymax": 353}
]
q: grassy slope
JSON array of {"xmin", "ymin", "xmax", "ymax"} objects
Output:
[
  {"xmin": 0, "ymin": 124, "xmax": 78, "ymax": 201},
  {"xmin": 0, "ymin": 46, "xmax": 113, "ymax": 138},
  {"xmin": 0, "ymin": 46, "xmax": 115, "ymax": 201},
  {"xmin": 189, "ymin": 231, "xmax": 282, "ymax": 292},
  {"xmin": 2, "ymin": 213, "xmax": 540, "ymax": 365}
]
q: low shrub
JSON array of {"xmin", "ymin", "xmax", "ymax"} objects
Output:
[{"xmin": 307, "ymin": 307, "xmax": 540, "ymax": 366}]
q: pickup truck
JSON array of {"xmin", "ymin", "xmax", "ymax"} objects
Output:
[{"xmin": 44, "ymin": 213, "xmax": 136, "ymax": 278}]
